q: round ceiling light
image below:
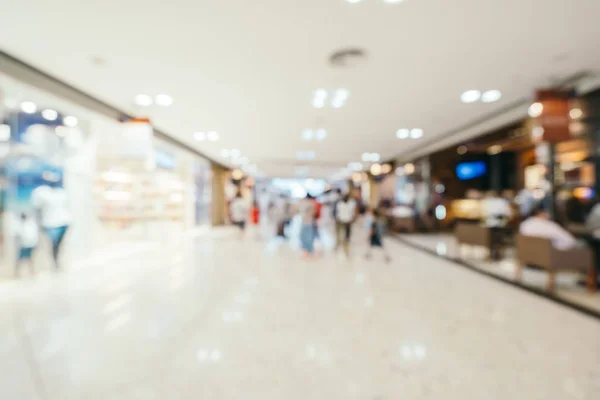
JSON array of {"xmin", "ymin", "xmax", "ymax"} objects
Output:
[
  {"xmin": 20, "ymin": 101, "xmax": 37, "ymax": 114},
  {"xmin": 134, "ymin": 94, "xmax": 153, "ymax": 107},
  {"xmin": 481, "ymin": 90, "xmax": 502, "ymax": 103},
  {"xmin": 457, "ymin": 145, "xmax": 467, "ymax": 155},
  {"xmin": 460, "ymin": 90, "xmax": 481, "ymax": 103},
  {"xmin": 396, "ymin": 129, "xmax": 409, "ymax": 139},
  {"xmin": 63, "ymin": 116, "xmax": 78, "ymax": 127},
  {"xmin": 155, "ymin": 94, "xmax": 173, "ymax": 106},
  {"xmin": 410, "ymin": 128, "xmax": 423, "ymax": 139},
  {"xmin": 42, "ymin": 109, "xmax": 58, "ymax": 121},
  {"xmin": 193, "ymin": 132, "xmax": 206, "ymax": 141},
  {"xmin": 207, "ymin": 131, "xmax": 219, "ymax": 141}
]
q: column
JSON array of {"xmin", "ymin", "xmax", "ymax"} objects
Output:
[
  {"xmin": 211, "ymin": 164, "xmax": 229, "ymax": 226},
  {"xmin": 490, "ymin": 154, "xmax": 502, "ymax": 193}
]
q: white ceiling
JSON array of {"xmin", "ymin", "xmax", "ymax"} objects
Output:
[{"xmin": 1, "ymin": 0, "xmax": 600, "ymax": 177}]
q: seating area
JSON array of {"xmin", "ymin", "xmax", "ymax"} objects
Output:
[{"xmin": 397, "ymin": 232, "xmax": 600, "ymax": 315}]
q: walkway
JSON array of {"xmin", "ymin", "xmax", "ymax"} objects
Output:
[{"xmin": 1, "ymin": 228, "xmax": 599, "ymax": 399}]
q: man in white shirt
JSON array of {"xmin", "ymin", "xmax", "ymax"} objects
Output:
[
  {"xmin": 482, "ymin": 191, "xmax": 512, "ymax": 227},
  {"xmin": 335, "ymin": 194, "xmax": 357, "ymax": 257},
  {"xmin": 520, "ymin": 207, "xmax": 578, "ymax": 250}
]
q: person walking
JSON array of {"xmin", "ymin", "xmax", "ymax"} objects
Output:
[
  {"xmin": 365, "ymin": 207, "xmax": 391, "ymax": 262},
  {"xmin": 299, "ymin": 194, "xmax": 317, "ymax": 257},
  {"xmin": 229, "ymin": 192, "xmax": 249, "ymax": 238},
  {"xmin": 15, "ymin": 212, "xmax": 39, "ymax": 277},
  {"xmin": 335, "ymin": 194, "xmax": 357, "ymax": 258}
]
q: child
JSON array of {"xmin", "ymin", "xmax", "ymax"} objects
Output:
[
  {"xmin": 15, "ymin": 212, "xmax": 39, "ymax": 277},
  {"xmin": 365, "ymin": 208, "xmax": 391, "ymax": 263}
]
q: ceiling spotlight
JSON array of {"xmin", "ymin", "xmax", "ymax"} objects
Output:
[
  {"xmin": 207, "ymin": 131, "xmax": 219, "ymax": 141},
  {"xmin": 193, "ymin": 132, "xmax": 206, "ymax": 141},
  {"xmin": 404, "ymin": 163, "xmax": 415, "ymax": 175},
  {"xmin": 346, "ymin": 0, "xmax": 362, "ymax": 3},
  {"xmin": 134, "ymin": 94, "xmax": 153, "ymax": 107},
  {"xmin": 383, "ymin": 0, "xmax": 404, "ymax": 2},
  {"xmin": 315, "ymin": 128, "xmax": 327, "ymax": 141},
  {"xmin": 460, "ymin": 90, "xmax": 481, "ymax": 103},
  {"xmin": 481, "ymin": 90, "xmax": 502, "ymax": 103},
  {"xmin": 42, "ymin": 109, "xmax": 58, "ymax": 121},
  {"xmin": 528, "ymin": 102, "xmax": 543, "ymax": 118},
  {"xmin": 20, "ymin": 101, "xmax": 37, "ymax": 114},
  {"xmin": 312, "ymin": 89, "xmax": 328, "ymax": 108},
  {"xmin": 63, "ymin": 116, "xmax": 78, "ymax": 127},
  {"xmin": 331, "ymin": 88, "xmax": 350, "ymax": 109},
  {"xmin": 381, "ymin": 164, "xmax": 392, "ymax": 174},
  {"xmin": 362, "ymin": 152, "xmax": 380, "ymax": 162},
  {"xmin": 410, "ymin": 128, "xmax": 423, "ymax": 139},
  {"xmin": 570, "ymin": 108, "xmax": 583, "ymax": 119},
  {"xmin": 302, "ymin": 129, "xmax": 313, "ymax": 141},
  {"xmin": 396, "ymin": 129, "xmax": 409, "ymax": 139},
  {"xmin": 348, "ymin": 162, "xmax": 363, "ymax": 171},
  {"xmin": 457, "ymin": 145, "xmax": 467, "ymax": 155},
  {"xmin": 155, "ymin": 94, "xmax": 173, "ymax": 106},
  {"xmin": 230, "ymin": 149, "xmax": 241, "ymax": 158}
]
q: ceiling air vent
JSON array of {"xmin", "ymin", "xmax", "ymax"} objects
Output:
[{"xmin": 329, "ymin": 48, "xmax": 367, "ymax": 68}]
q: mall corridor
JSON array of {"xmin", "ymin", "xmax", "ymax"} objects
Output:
[{"xmin": 1, "ymin": 228, "xmax": 599, "ymax": 400}]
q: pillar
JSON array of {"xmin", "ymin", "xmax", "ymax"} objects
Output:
[
  {"xmin": 490, "ymin": 154, "xmax": 502, "ymax": 193},
  {"xmin": 211, "ymin": 164, "xmax": 229, "ymax": 226}
]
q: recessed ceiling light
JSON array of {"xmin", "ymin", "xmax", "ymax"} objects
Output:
[
  {"xmin": 396, "ymin": 129, "xmax": 409, "ymax": 139},
  {"xmin": 570, "ymin": 108, "xmax": 583, "ymax": 119},
  {"xmin": 362, "ymin": 152, "xmax": 380, "ymax": 162},
  {"xmin": 348, "ymin": 162, "xmax": 363, "ymax": 171},
  {"xmin": 410, "ymin": 128, "xmax": 423, "ymax": 139},
  {"xmin": 63, "ymin": 116, "xmax": 78, "ymax": 127},
  {"xmin": 230, "ymin": 149, "xmax": 241, "ymax": 158},
  {"xmin": 381, "ymin": 164, "xmax": 392, "ymax": 174},
  {"xmin": 193, "ymin": 132, "xmax": 206, "ymax": 141},
  {"xmin": 134, "ymin": 94, "xmax": 153, "ymax": 107},
  {"xmin": 312, "ymin": 89, "xmax": 328, "ymax": 108},
  {"xmin": 302, "ymin": 129, "xmax": 313, "ymax": 141},
  {"xmin": 315, "ymin": 128, "xmax": 327, "ymax": 141},
  {"xmin": 345, "ymin": 0, "xmax": 362, "ymax": 3},
  {"xmin": 481, "ymin": 90, "xmax": 502, "ymax": 103},
  {"xmin": 297, "ymin": 151, "xmax": 316, "ymax": 161},
  {"xmin": 20, "ymin": 101, "xmax": 37, "ymax": 114},
  {"xmin": 383, "ymin": 0, "xmax": 404, "ymax": 3},
  {"xmin": 528, "ymin": 102, "xmax": 543, "ymax": 118},
  {"xmin": 207, "ymin": 131, "xmax": 219, "ymax": 141},
  {"xmin": 331, "ymin": 88, "xmax": 350, "ymax": 108},
  {"xmin": 460, "ymin": 90, "xmax": 481, "ymax": 103},
  {"xmin": 370, "ymin": 163, "xmax": 382, "ymax": 175},
  {"xmin": 457, "ymin": 145, "xmax": 467, "ymax": 155},
  {"xmin": 42, "ymin": 109, "xmax": 58, "ymax": 121},
  {"xmin": 404, "ymin": 163, "xmax": 415, "ymax": 175},
  {"xmin": 155, "ymin": 94, "xmax": 173, "ymax": 106}
]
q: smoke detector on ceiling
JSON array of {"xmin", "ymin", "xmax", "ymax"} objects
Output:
[{"xmin": 329, "ymin": 48, "xmax": 367, "ymax": 68}]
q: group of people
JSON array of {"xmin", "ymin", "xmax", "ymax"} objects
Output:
[
  {"xmin": 228, "ymin": 188, "xmax": 391, "ymax": 262},
  {"xmin": 480, "ymin": 190, "xmax": 600, "ymax": 259}
]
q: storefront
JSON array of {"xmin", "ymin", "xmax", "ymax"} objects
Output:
[{"xmin": 0, "ymin": 71, "xmax": 213, "ymax": 279}]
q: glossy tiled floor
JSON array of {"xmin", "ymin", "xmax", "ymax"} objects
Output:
[
  {"xmin": 398, "ymin": 233, "xmax": 600, "ymax": 314},
  {"xmin": 1, "ymin": 226, "xmax": 600, "ymax": 399}
]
